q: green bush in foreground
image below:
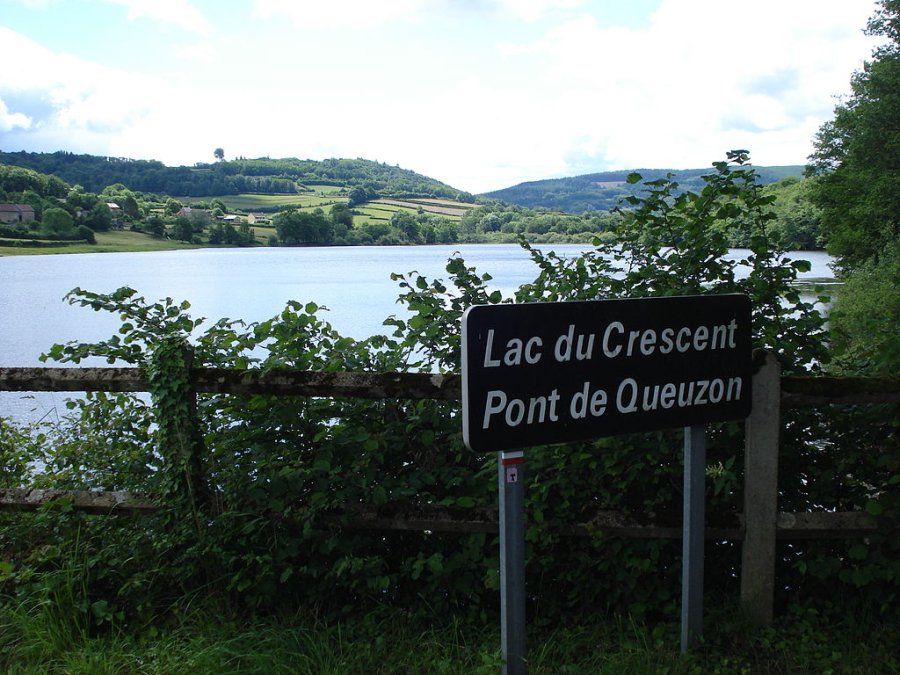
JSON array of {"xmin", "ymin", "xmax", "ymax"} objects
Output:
[{"xmin": 0, "ymin": 154, "xmax": 896, "ymax": 643}]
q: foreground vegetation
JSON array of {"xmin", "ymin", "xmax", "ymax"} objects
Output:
[
  {"xmin": 2, "ymin": 601, "xmax": 896, "ymax": 673},
  {"xmin": 1, "ymin": 6, "xmax": 896, "ymax": 668},
  {"xmin": 1, "ymin": 151, "xmax": 896, "ymax": 672}
]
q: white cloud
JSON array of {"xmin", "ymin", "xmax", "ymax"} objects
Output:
[
  {"xmin": 0, "ymin": 98, "xmax": 32, "ymax": 131},
  {"xmin": 495, "ymin": 0, "xmax": 878, "ymax": 172},
  {"xmin": 252, "ymin": 0, "xmax": 426, "ymax": 29},
  {"xmin": 0, "ymin": 0, "xmax": 883, "ymax": 192},
  {"xmin": 0, "ymin": 27, "xmax": 173, "ymax": 145},
  {"xmin": 106, "ymin": 0, "xmax": 210, "ymax": 35},
  {"xmin": 174, "ymin": 42, "xmax": 217, "ymax": 64},
  {"xmin": 496, "ymin": 0, "xmax": 583, "ymax": 22},
  {"xmin": 251, "ymin": 0, "xmax": 582, "ymax": 29}
]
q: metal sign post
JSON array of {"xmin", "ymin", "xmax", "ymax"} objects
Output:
[
  {"xmin": 499, "ymin": 450, "xmax": 526, "ymax": 674},
  {"xmin": 459, "ymin": 295, "xmax": 752, "ymax": 662},
  {"xmin": 681, "ymin": 424, "xmax": 706, "ymax": 653}
]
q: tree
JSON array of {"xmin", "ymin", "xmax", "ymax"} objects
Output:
[
  {"xmin": 41, "ymin": 207, "xmax": 74, "ymax": 237},
  {"xmin": 145, "ymin": 214, "xmax": 165, "ymax": 238},
  {"xmin": 76, "ymin": 224, "xmax": 96, "ymax": 244},
  {"xmin": 214, "ymin": 148, "xmax": 225, "ymax": 161},
  {"xmin": 165, "ymin": 198, "xmax": 183, "ymax": 216},
  {"xmin": 390, "ymin": 211, "xmax": 420, "ymax": 243},
  {"xmin": 331, "ymin": 203, "xmax": 354, "ymax": 229},
  {"xmin": 172, "ymin": 217, "xmax": 194, "ymax": 242},
  {"xmin": 274, "ymin": 208, "xmax": 333, "ymax": 245},
  {"xmin": 808, "ymin": 0, "xmax": 899, "ymax": 271},
  {"xmin": 122, "ymin": 195, "xmax": 141, "ymax": 220},
  {"xmin": 760, "ymin": 178, "xmax": 822, "ymax": 250},
  {"xmin": 87, "ymin": 202, "xmax": 113, "ymax": 231},
  {"xmin": 347, "ymin": 186, "xmax": 369, "ymax": 207},
  {"xmin": 67, "ymin": 186, "xmax": 98, "ymax": 212},
  {"xmin": 809, "ymin": 0, "xmax": 900, "ymax": 375}
]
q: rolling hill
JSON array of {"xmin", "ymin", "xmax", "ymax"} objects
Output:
[
  {"xmin": 0, "ymin": 151, "xmax": 469, "ymax": 201},
  {"xmin": 480, "ymin": 165, "xmax": 804, "ymax": 213}
]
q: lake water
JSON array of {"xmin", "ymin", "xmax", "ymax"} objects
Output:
[{"xmin": 0, "ymin": 244, "xmax": 835, "ymax": 422}]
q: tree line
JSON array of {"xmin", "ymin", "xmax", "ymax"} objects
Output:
[
  {"xmin": 0, "ymin": 152, "xmax": 466, "ymax": 201},
  {"xmin": 482, "ymin": 165, "xmax": 804, "ymax": 213}
]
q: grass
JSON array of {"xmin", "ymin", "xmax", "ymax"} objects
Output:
[
  {"xmin": 1, "ymin": 598, "xmax": 896, "ymax": 674},
  {"xmin": 353, "ymin": 203, "xmax": 406, "ymax": 225},
  {"xmin": 372, "ymin": 198, "xmax": 473, "ymax": 219},
  {"xmin": 212, "ymin": 193, "xmax": 342, "ymax": 212},
  {"xmin": 249, "ymin": 224, "xmax": 277, "ymax": 244},
  {"xmin": 0, "ymin": 231, "xmax": 200, "ymax": 256}
]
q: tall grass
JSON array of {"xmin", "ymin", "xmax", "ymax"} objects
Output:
[{"xmin": 3, "ymin": 597, "xmax": 896, "ymax": 674}]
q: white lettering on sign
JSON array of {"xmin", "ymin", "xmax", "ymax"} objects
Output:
[
  {"xmin": 461, "ymin": 296, "xmax": 751, "ymax": 451},
  {"xmin": 484, "ymin": 319, "xmax": 739, "ymax": 372},
  {"xmin": 482, "ymin": 389, "xmax": 561, "ymax": 430},
  {"xmin": 569, "ymin": 381, "xmax": 608, "ymax": 419},
  {"xmin": 554, "ymin": 324, "xmax": 596, "ymax": 362},
  {"xmin": 480, "ymin": 376, "xmax": 743, "ymax": 431},
  {"xmin": 484, "ymin": 329, "xmax": 543, "ymax": 368},
  {"xmin": 615, "ymin": 376, "xmax": 744, "ymax": 414},
  {"xmin": 599, "ymin": 320, "xmax": 739, "ymax": 360}
]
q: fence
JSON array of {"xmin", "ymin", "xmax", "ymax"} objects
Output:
[{"xmin": 1, "ymin": 354, "xmax": 897, "ymax": 626}]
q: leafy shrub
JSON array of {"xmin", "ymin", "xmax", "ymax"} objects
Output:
[{"xmin": 1, "ymin": 153, "xmax": 895, "ymax": 631}]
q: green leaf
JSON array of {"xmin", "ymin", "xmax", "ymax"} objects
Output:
[
  {"xmin": 865, "ymin": 499, "xmax": 884, "ymax": 516},
  {"xmin": 373, "ymin": 485, "xmax": 387, "ymax": 505},
  {"xmin": 848, "ymin": 544, "xmax": 868, "ymax": 560}
]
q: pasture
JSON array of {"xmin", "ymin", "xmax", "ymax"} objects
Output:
[
  {"xmin": 0, "ymin": 231, "xmax": 199, "ymax": 256},
  {"xmin": 214, "ymin": 192, "xmax": 344, "ymax": 212},
  {"xmin": 373, "ymin": 197, "xmax": 476, "ymax": 219}
]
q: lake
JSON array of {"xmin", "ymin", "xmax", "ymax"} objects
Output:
[{"xmin": 0, "ymin": 244, "xmax": 835, "ymax": 422}]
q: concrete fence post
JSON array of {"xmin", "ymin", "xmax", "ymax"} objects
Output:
[{"xmin": 740, "ymin": 352, "xmax": 781, "ymax": 625}]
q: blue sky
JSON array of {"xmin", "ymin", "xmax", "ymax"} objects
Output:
[{"xmin": 0, "ymin": 0, "xmax": 881, "ymax": 193}]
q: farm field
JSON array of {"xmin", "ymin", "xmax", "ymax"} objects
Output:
[
  {"xmin": 373, "ymin": 197, "xmax": 475, "ymax": 218},
  {"xmin": 353, "ymin": 203, "xmax": 406, "ymax": 225},
  {"xmin": 186, "ymin": 192, "xmax": 346, "ymax": 212},
  {"xmin": 249, "ymin": 224, "xmax": 277, "ymax": 244},
  {"xmin": 177, "ymin": 192, "xmax": 475, "ymax": 226}
]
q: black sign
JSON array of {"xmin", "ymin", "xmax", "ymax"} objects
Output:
[{"xmin": 461, "ymin": 295, "xmax": 752, "ymax": 452}]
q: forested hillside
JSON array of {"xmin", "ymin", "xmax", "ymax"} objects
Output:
[
  {"xmin": 0, "ymin": 151, "xmax": 466, "ymax": 200},
  {"xmin": 482, "ymin": 165, "xmax": 804, "ymax": 213}
]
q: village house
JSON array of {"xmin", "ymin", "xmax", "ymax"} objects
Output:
[
  {"xmin": 175, "ymin": 206, "xmax": 212, "ymax": 226},
  {"xmin": 246, "ymin": 212, "xmax": 269, "ymax": 225},
  {"xmin": 106, "ymin": 202, "xmax": 123, "ymax": 227},
  {"xmin": 0, "ymin": 204, "xmax": 36, "ymax": 226}
]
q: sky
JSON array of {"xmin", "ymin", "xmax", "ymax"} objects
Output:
[{"xmin": 0, "ymin": 0, "xmax": 883, "ymax": 193}]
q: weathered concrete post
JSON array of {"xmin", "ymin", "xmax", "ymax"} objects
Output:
[{"xmin": 741, "ymin": 352, "xmax": 781, "ymax": 625}]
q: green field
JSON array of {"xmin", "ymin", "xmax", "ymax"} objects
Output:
[
  {"xmin": 248, "ymin": 224, "xmax": 278, "ymax": 244},
  {"xmin": 372, "ymin": 198, "xmax": 474, "ymax": 219},
  {"xmin": 0, "ymin": 230, "xmax": 199, "ymax": 256},
  {"xmin": 353, "ymin": 203, "xmax": 406, "ymax": 225},
  {"xmin": 185, "ymin": 192, "xmax": 346, "ymax": 212}
]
